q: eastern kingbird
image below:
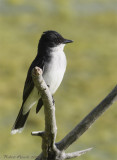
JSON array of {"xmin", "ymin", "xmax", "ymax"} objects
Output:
[{"xmin": 11, "ymin": 30, "xmax": 73, "ymax": 134}]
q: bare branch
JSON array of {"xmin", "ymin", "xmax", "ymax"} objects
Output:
[
  {"xmin": 32, "ymin": 67, "xmax": 58, "ymax": 159},
  {"xmin": 31, "ymin": 131, "xmax": 45, "ymax": 137},
  {"xmin": 56, "ymin": 85, "xmax": 117, "ymax": 151},
  {"xmin": 64, "ymin": 148, "xmax": 92, "ymax": 159}
]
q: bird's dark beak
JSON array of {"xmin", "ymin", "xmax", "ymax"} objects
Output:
[{"xmin": 63, "ymin": 39, "xmax": 73, "ymax": 44}]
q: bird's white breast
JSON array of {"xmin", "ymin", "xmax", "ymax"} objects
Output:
[{"xmin": 43, "ymin": 44, "xmax": 67, "ymax": 94}]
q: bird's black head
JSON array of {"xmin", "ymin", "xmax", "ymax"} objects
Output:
[{"xmin": 38, "ymin": 30, "xmax": 73, "ymax": 49}]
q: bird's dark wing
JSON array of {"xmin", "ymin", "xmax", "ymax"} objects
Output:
[
  {"xmin": 22, "ymin": 56, "xmax": 45, "ymax": 104},
  {"xmin": 22, "ymin": 69, "xmax": 34, "ymax": 104}
]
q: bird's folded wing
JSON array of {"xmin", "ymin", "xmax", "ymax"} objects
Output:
[{"xmin": 22, "ymin": 56, "xmax": 45, "ymax": 104}]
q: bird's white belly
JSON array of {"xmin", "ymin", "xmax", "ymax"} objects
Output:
[
  {"xmin": 43, "ymin": 51, "xmax": 66, "ymax": 94},
  {"xmin": 43, "ymin": 66, "xmax": 64, "ymax": 94}
]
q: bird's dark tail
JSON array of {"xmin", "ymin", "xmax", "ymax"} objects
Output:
[{"xmin": 11, "ymin": 106, "xmax": 30, "ymax": 135}]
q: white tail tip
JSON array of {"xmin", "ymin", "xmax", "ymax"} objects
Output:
[{"xmin": 11, "ymin": 128, "xmax": 24, "ymax": 135}]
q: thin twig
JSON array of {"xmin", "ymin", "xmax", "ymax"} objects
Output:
[
  {"xmin": 31, "ymin": 131, "xmax": 45, "ymax": 137},
  {"xmin": 65, "ymin": 148, "xmax": 92, "ymax": 159}
]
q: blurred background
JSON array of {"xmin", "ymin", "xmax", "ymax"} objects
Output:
[{"xmin": 0, "ymin": 0, "xmax": 117, "ymax": 159}]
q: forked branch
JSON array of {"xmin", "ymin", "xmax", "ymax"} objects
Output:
[{"xmin": 31, "ymin": 66, "xmax": 117, "ymax": 160}]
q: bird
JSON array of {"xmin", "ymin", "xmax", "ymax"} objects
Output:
[{"xmin": 11, "ymin": 30, "xmax": 73, "ymax": 134}]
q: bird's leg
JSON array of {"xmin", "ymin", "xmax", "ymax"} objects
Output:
[
  {"xmin": 47, "ymin": 85, "xmax": 50, "ymax": 88},
  {"xmin": 52, "ymin": 96, "xmax": 55, "ymax": 105}
]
